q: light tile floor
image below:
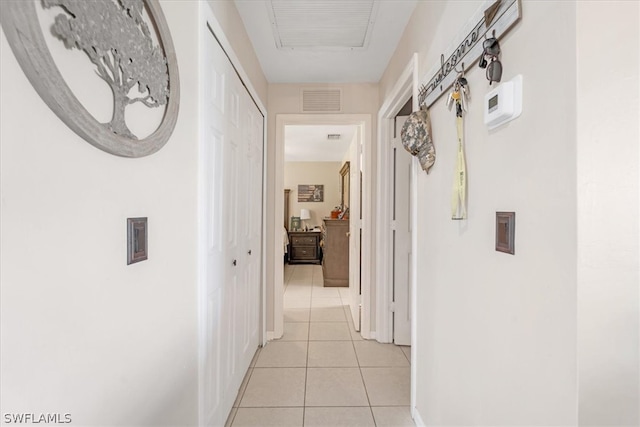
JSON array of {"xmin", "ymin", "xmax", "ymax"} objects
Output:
[{"xmin": 226, "ymin": 264, "xmax": 414, "ymax": 427}]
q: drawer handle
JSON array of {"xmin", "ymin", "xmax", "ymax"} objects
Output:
[
  {"xmin": 248, "ymin": 250, "xmax": 252, "ymax": 255},
  {"xmin": 232, "ymin": 259, "xmax": 237, "ymax": 266}
]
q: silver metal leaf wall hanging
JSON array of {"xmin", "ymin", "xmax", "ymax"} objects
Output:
[{"xmin": 1, "ymin": 0, "xmax": 180, "ymax": 158}]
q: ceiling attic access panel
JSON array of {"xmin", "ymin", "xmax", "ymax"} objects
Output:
[{"xmin": 267, "ymin": 0, "xmax": 379, "ymax": 50}]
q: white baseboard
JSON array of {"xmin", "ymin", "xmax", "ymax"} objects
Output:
[
  {"xmin": 266, "ymin": 330, "xmax": 284, "ymax": 341},
  {"xmin": 412, "ymin": 406, "xmax": 425, "ymax": 426}
]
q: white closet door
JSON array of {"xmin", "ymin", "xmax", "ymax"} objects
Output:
[
  {"xmin": 244, "ymin": 107, "xmax": 264, "ymax": 355},
  {"xmin": 202, "ymin": 25, "xmax": 226, "ymax": 425},
  {"xmin": 201, "ymin": 25, "xmax": 263, "ymax": 427},
  {"xmin": 348, "ymin": 129, "xmax": 362, "ymax": 330}
]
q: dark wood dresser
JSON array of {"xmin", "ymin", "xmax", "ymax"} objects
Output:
[
  {"xmin": 321, "ymin": 219, "xmax": 349, "ymax": 287},
  {"xmin": 288, "ymin": 231, "xmax": 322, "ymax": 264}
]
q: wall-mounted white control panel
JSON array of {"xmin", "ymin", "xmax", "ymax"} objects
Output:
[{"xmin": 484, "ymin": 74, "xmax": 523, "ymax": 130}]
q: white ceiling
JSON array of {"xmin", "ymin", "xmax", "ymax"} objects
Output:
[
  {"xmin": 234, "ymin": 0, "xmax": 417, "ymax": 83},
  {"xmin": 235, "ymin": 1, "xmax": 416, "ymax": 160},
  {"xmin": 285, "ymin": 125, "xmax": 357, "ymax": 162}
]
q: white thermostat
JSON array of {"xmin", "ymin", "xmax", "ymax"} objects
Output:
[{"xmin": 484, "ymin": 74, "xmax": 523, "ymax": 130}]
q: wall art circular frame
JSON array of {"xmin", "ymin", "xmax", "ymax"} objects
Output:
[{"xmin": 1, "ymin": 0, "xmax": 180, "ymax": 158}]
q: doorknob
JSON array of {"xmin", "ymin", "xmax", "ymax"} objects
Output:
[
  {"xmin": 346, "ymin": 232, "xmax": 351, "ymax": 237},
  {"xmin": 232, "ymin": 259, "xmax": 237, "ymax": 266}
]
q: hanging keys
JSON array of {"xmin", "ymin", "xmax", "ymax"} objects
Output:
[
  {"xmin": 446, "ymin": 92, "xmax": 453, "ymax": 110},
  {"xmin": 447, "ymin": 71, "xmax": 470, "ymax": 114},
  {"xmin": 457, "ymin": 76, "xmax": 469, "ymax": 112},
  {"xmin": 447, "ymin": 80, "xmax": 460, "ymax": 111}
]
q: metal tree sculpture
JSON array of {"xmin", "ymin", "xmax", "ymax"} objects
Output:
[{"xmin": 42, "ymin": 0, "xmax": 169, "ymax": 139}]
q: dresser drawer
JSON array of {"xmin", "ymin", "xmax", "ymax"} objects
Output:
[
  {"xmin": 291, "ymin": 246, "xmax": 317, "ymax": 260},
  {"xmin": 291, "ymin": 235, "xmax": 317, "ymax": 246}
]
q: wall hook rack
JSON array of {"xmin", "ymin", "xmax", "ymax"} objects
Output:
[{"xmin": 418, "ymin": 0, "xmax": 522, "ymax": 109}]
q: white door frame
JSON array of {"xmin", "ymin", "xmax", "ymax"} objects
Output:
[
  {"xmin": 375, "ymin": 53, "xmax": 419, "ymax": 413},
  {"xmin": 273, "ymin": 114, "xmax": 373, "ymax": 340},
  {"xmin": 198, "ymin": 4, "xmax": 268, "ymax": 426}
]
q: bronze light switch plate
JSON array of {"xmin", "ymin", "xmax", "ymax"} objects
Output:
[
  {"xmin": 495, "ymin": 212, "xmax": 515, "ymax": 254},
  {"xmin": 127, "ymin": 217, "xmax": 148, "ymax": 264}
]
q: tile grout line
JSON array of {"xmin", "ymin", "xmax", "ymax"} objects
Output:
[
  {"xmin": 346, "ymin": 302, "xmax": 377, "ymax": 423},
  {"xmin": 229, "ymin": 347, "xmax": 259, "ymax": 427},
  {"xmin": 301, "ymin": 265, "xmax": 315, "ymax": 426}
]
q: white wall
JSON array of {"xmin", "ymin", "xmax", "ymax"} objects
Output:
[
  {"xmin": 0, "ymin": 3, "xmax": 199, "ymax": 425},
  {"xmin": 285, "ymin": 162, "xmax": 342, "ymax": 228},
  {"xmin": 0, "ymin": 1, "xmax": 267, "ymax": 425},
  {"xmin": 380, "ymin": 1, "xmax": 580, "ymax": 424},
  {"xmin": 576, "ymin": 2, "xmax": 640, "ymax": 425}
]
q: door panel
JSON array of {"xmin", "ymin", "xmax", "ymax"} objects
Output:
[
  {"xmin": 202, "ymin": 25, "xmax": 263, "ymax": 426},
  {"xmin": 202, "ymin": 31, "xmax": 226, "ymax": 422},
  {"xmin": 392, "ymin": 116, "xmax": 411, "ymax": 346}
]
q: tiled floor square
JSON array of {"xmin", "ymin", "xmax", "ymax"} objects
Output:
[
  {"xmin": 371, "ymin": 406, "xmax": 415, "ymax": 427},
  {"xmin": 311, "ymin": 286, "xmax": 341, "ymax": 298},
  {"xmin": 281, "ymin": 322, "xmax": 309, "ymax": 341},
  {"xmin": 307, "ymin": 341, "xmax": 358, "ymax": 367},
  {"xmin": 284, "ymin": 287, "xmax": 312, "ymax": 298},
  {"xmin": 283, "ymin": 297, "xmax": 312, "ymax": 309},
  {"xmin": 353, "ymin": 341, "xmax": 410, "ymax": 367},
  {"xmin": 305, "ymin": 368, "xmax": 369, "ymax": 406},
  {"xmin": 360, "ymin": 367, "xmax": 411, "ymax": 406},
  {"xmin": 284, "ymin": 308, "xmax": 310, "ymax": 322},
  {"xmin": 311, "ymin": 297, "xmax": 344, "ymax": 308},
  {"xmin": 231, "ymin": 408, "xmax": 303, "ymax": 426},
  {"xmin": 310, "ymin": 307, "xmax": 346, "ymax": 322},
  {"xmin": 287, "ymin": 280, "xmax": 312, "ymax": 287},
  {"xmin": 240, "ymin": 368, "xmax": 306, "ymax": 407},
  {"xmin": 309, "ymin": 321, "xmax": 352, "ymax": 341},
  {"xmin": 304, "ymin": 407, "xmax": 375, "ymax": 427},
  {"xmin": 312, "ymin": 279, "xmax": 326, "ymax": 288},
  {"xmin": 290, "ymin": 270, "xmax": 313, "ymax": 280},
  {"xmin": 255, "ymin": 341, "xmax": 307, "ymax": 367}
]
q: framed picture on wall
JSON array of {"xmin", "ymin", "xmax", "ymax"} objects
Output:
[
  {"xmin": 298, "ymin": 185, "xmax": 324, "ymax": 202},
  {"xmin": 290, "ymin": 216, "xmax": 301, "ymax": 231}
]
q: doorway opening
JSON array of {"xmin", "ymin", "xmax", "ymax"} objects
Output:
[
  {"xmin": 375, "ymin": 53, "xmax": 419, "ymax": 415},
  {"xmin": 273, "ymin": 114, "xmax": 373, "ymax": 340}
]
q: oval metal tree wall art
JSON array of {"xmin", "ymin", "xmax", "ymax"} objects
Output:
[
  {"xmin": 0, "ymin": 0, "xmax": 180, "ymax": 158},
  {"xmin": 44, "ymin": 0, "xmax": 170, "ymax": 139}
]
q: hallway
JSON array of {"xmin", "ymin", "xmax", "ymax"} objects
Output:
[{"xmin": 225, "ymin": 264, "xmax": 414, "ymax": 426}]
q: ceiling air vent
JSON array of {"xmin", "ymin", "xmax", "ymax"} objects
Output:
[
  {"xmin": 302, "ymin": 89, "xmax": 342, "ymax": 113},
  {"xmin": 267, "ymin": 0, "xmax": 378, "ymax": 50}
]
